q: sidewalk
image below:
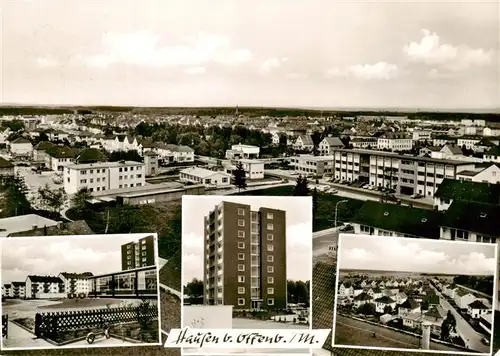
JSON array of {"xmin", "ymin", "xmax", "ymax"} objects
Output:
[{"xmin": 2, "ymin": 321, "xmax": 52, "ymax": 348}]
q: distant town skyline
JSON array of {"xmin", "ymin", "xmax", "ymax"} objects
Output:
[{"xmin": 2, "ymin": 1, "xmax": 498, "ymax": 109}]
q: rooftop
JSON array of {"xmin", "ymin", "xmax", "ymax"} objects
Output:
[
  {"xmin": 0, "ymin": 214, "xmax": 59, "ymax": 237},
  {"xmin": 350, "ymin": 201, "xmax": 442, "ymax": 239},
  {"xmin": 180, "ymin": 166, "xmax": 231, "ymax": 178},
  {"xmin": 468, "ymin": 300, "xmax": 489, "ymax": 310},
  {"xmin": 442, "ymin": 200, "xmax": 500, "ymax": 237},
  {"xmin": 434, "ymin": 178, "xmax": 500, "ymax": 205},
  {"xmin": 27, "ymin": 275, "xmax": 63, "ymax": 283}
]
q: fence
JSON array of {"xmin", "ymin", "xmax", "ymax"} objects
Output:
[
  {"xmin": 34, "ymin": 304, "xmax": 158, "ymax": 339},
  {"xmin": 2, "ymin": 315, "xmax": 7, "ymax": 339}
]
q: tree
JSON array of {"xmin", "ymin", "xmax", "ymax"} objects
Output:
[
  {"xmin": 184, "ymin": 278, "xmax": 204, "ymax": 302},
  {"xmin": 71, "ymin": 187, "xmax": 92, "ymax": 216},
  {"xmin": 233, "ymin": 161, "xmax": 247, "ymax": 192},
  {"xmin": 312, "ymin": 188, "xmax": 319, "ymax": 217},
  {"xmin": 37, "ymin": 184, "xmax": 66, "ymax": 216},
  {"xmin": 293, "ymin": 175, "xmax": 309, "ymax": 196},
  {"xmin": 357, "ymin": 302, "xmax": 376, "ymax": 315},
  {"xmin": 383, "ymin": 305, "xmax": 393, "ymax": 314},
  {"xmin": 441, "ymin": 310, "xmax": 456, "ymax": 341},
  {"xmin": 0, "ymin": 173, "xmax": 31, "ymax": 217}
]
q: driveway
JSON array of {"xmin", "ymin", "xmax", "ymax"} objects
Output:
[{"xmin": 431, "ymin": 285, "xmax": 490, "ymax": 353}]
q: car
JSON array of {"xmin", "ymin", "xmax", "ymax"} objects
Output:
[
  {"xmin": 290, "ymin": 172, "xmax": 299, "ymax": 176},
  {"xmin": 410, "ymin": 193, "xmax": 422, "ymax": 199},
  {"xmin": 339, "ymin": 223, "xmax": 353, "ymax": 232},
  {"xmin": 327, "ymin": 188, "xmax": 338, "ymax": 194}
]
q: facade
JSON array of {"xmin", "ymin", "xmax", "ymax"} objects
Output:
[
  {"xmin": 457, "ymin": 136, "xmax": 480, "ymax": 150},
  {"xmin": 88, "ymin": 265, "xmax": 158, "ymax": 299},
  {"xmin": 332, "ymin": 148, "xmax": 474, "ymax": 196},
  {"xmin": 484, "ymin": 146, "xmax": 500, "ymax": 163},
  {"xmin": 203, "ymin": 201, "xmax": 287, "ymax": 310},
  {"xmin": 374, "ymin": 296, "xmax": 397, "ymax": 313},
  {"xmin": 225, "ymin": 144, "xmax": 260, "ymax": 159},
  {"xmin": 63, "ymin": 160, "xmax": 145, "ymax": 194},
  {"xmin": 45, "ymin": 146, "xmax": 76, "ymax": 172},
  {"xmin": 454, "ymin": 290, "xmax": 476, "ymax": 309},
  {"xmin": 293, "ymin": 135, "xmax": 314, "ymax": 151},
  {"xmin": 179, "ymin": 167, "xmax": 231, "ymax": 187},
  {"xmin": 225, "ymin": 159, "xmax": 265, "ymax": 180},
  {"xmin": 377, "ymin": 132, "xmax": 413, "ymax": 151},
  {"xmin": 3, "ymin": 284, "xmax": 12, "ymax": 298},
  {"xmin": 58, "ymin": 272, "xmax": 93, "ymax": 298},
  {"xmin": 121, "ymin": 235, "xmax": 156, "ymax": 270},
  {"xmin": 11, "ymin": 282, "xmax": 26, "ymax": 299},
  {"xmin": 412, "ymin": 130, "xmax": 432, "ymax": 141},
  {"xmin": 33, "ymin": 141, "xmax": 55, "ymax": 162},
  {"xmin": 350, "ymin": 137, "xmax": 378, "ymax": 149},
  {"xmin": 456, "ymin": 164, "xmax": 500, "ymax": 184},
  {"xmin": 9, "ymin": 137, "xmax": 33, "ymax": 156},
  {"xmin": 155, "ymin": 144, "xmax": 195, "ymax": 163},
  {"xmin": 0, "ymin": 157, "xmax": 15, "ymax": 176},
  {"xmin": 289, "ymin": 155, "xmax": 334, "ymax": 177},
  {"xmin": 467, "ymin": 301, "xmax": 489, "ymax": 319},
  {"xmin": 25, "ymin": 275, "xmax": 65, "ymax": 299},
  {"xmin": 318, "ymin": 137, "xmax": 344, "ymax": 155},
  {"xmin": 144, "ymin": 150, "xmax": 159, "ymax": 176}
]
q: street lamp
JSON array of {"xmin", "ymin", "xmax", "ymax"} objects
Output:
[{"xmin": 335, "ymin": 200, "xmax": 348, "ymax": 229}]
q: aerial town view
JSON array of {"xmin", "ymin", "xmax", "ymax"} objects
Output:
[
  {"xmin": 333, "ymin": 234, "xmax": 497, "ymax": 355},
  {"xmin": 2, "ymin": 1, "xmax": 499, "ymax": 356}
]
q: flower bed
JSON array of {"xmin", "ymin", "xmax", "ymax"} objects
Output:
[
  {"xmin": 12, "ymin": 317, "xmax": 35, "ymax": 332},
  {"xmin": 110, "ymin": 322, "xmax": 159, "ymax": 343}
]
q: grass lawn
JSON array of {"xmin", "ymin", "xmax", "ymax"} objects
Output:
[{"xmin": 37, "ymin": 298, "xmax": 127, "ymax": 310}]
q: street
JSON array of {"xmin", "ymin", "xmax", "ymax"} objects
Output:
[
  {"xmin": 334, "ymin": 314, "xmax": 464, "ymax": 352},
  {"xmin": 431, "ymin": 284, "xmax": 490, "ymax": 353}
]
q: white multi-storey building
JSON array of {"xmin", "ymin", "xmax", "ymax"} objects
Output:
[
  {"xmin": 289, "ymin": 155, "xmax": 334, "ymax": 177},
  {"xmin": 225, "ymin": 159, "xmax": 265, "ymax": 180},
  {"xmin": 63, "ymin": 161, "xmax": 145, "ymax": 195},
  {"xmin": 225, "ymin": 144, "xmax": 260, "ymax": 159},
  {"xmin": 332, "ymin": 148, "xmax": 475, "ymax": 197},
  {"xmin": 377, "ymin": 133, "xmax": 413, "ymax": 151},
  {"xmin": 58, "ymin": 272, "xmax": 93, "ymax": 298}
]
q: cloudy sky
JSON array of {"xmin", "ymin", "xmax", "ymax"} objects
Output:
[
  {"xmin": 338, "ymin": 234, "xmax": 497, "ymax": 275},
  {"xmin": 2, "ymin": 0, "xmax": 498, "ymax": 110},
  {"xmin": 0, "ymin": 233, "xmax": 156, "ymax": 284},
  {"xmin": 182, "ymin": 195, "xmax": 312, "ymax": 283}
]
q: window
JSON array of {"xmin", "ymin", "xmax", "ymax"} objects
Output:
[
  {"xmin": 238, "ymin": 231, "xmax": 245, "ymax": 238},
  {"xmin": 267, "ymin": 212, "xmax": 274, "ymax": 220},
  {"xmin": 238, "ymin": 286, "xmax": 245, "ymax": 294},
  {"xmin": 267, "ymin": 276, "xmax": 274, "ymax": 284},
  {"xmin": 238, "ymin": 219, "xmax": 245, "ymax": 227},
  {"xmin": 268, "ymin": 298, "xmax": 274, "ymax": 306},
  {"xmin": 119, "ymin": 168, "xmax": 123, "ymax": 172},
  {"xmin": 238, "ymin": 264, "xmax": 245, "ymax": 271},
  {"xmin": 238, "ymin": 298, "xmax": 245, "ymax": 306},
  {"xmin": 267, "ymin": 266, "xmax": 274, "ymax": 273},
  {"xmin": 81, "ymin": 170, "xmax": 87, "ymax": 175},
  {"xmin": 119, "ymin": 185, "xmax": 123, "ymax": 188},
  {"xmin": 267, "ymin": 223, "xmax": 274, "ymax": 230},
  {"xmin": 477, "ymin": 235, "xmax": 495, "ymax": 243},
  {"xmin": 80, "ymin": 179, "xmax": 87, "ymax": 184},
  {"xmin": 238, "ymin": 275, "xmax": 245, "ymax": 283},
  {"xmin": 137, "ymin": 174, "xmax": 142, "ymax": 178},
  {"xmin": 267, "ymin": 255, "xmax": 274, "ymax": 263},
  {"xmin": 90, "ymin": 178, "xmax": 94, "ymax": 183},
  {"xmin": 267, "ymin": 244, "xmax": 274, "ymax": 252},
  {"xmin": 119, "ymin": 176, "xmax": 123, "ymax": 180},
  {"xmin": 238, "ymin": 208, "xmax": 245, "ymax": 216},
  {"xmin": 238, "ymin": 241, "xmax": 245, "ymax": 249},
  {"xmin": 238, "ymin": 253, "xmax": 245, "ymax": 260},
  {"xmin": 267, "ymin": 287, "xmax": 274, "ymax": 294},
  {"xmin": 267, "ymin": 233, "xmax": 274, "ymax": 241}
]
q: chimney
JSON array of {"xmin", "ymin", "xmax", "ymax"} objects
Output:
[{"xmin": 421, "ymin": 321, "xmax": 431, "ymax": 350}]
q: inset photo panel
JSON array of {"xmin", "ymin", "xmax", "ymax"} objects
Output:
[
  {"xmin": 181, "ymin": 195, "xmax": 313, "ymax": 355},
  {"xmin": 0, "ymin": 233, "xmax": 162, "ymax": 351},
  {"xmin": 332, "ymin": 234, "xmax": 497, "ymax": 355}
]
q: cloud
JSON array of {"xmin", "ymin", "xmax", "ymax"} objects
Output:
[
  {"xmin": 326, "ymin": 62, "xmax": 399, "ymax": 80},
  {"xmin": 259, "ymin": 57, "xmax": 288, "ymax": 74},
  {"xmin": 79, "ymin": 31, "xmax": 253, "ymax": 69},
  {"xmin": 287, "ymin": 223, "xmax": 312, "ymax": 282},
  {"xmin": 403, "ymin": 29, "xmax": 494, "ymax": 71},
  {"xmin": 339, "ymin": 238, "xmax": 496, "ymax": 276},
  {"xmin": 286, "ymin": 72, "xmax": 308, "ymax": 80},
  {"xmin": 35, "ymin": 55, "xmax": 59, "ymax": 68}
]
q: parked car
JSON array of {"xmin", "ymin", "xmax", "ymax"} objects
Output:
[
  {"xmin": 410, "ymin": 193, "xmax": 422, "ymax": 199},
  {"xmin": 339, "ymin": 223, "xmax": 354, "ymax": 232},
  {"xmin": 481, "ymin": 337, "xmax": 490, "ymax": 346},
  {"xmin": 327, "ymin": 188, "xmax": 338, "ymax": 194}
]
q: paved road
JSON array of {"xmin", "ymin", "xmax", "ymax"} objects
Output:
[
  {"xmin": 335, "ymin": 315, "xmax": 464, "ymax": 352},
  {"xmin": 208, "ymin": 182, "xmax": 294, "ymax": 196},
  {"xmin": 431, "ymin": 284, "xmax": 489, "ymax": 353}
]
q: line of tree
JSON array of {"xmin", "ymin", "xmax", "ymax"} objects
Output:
[
  {"xmin": 287, "ymin": 280, "xmax": 310, "ymax": 306},
  {"xmin": 453, "ymin": 275, "xmax": 494, "ymax": 296}
]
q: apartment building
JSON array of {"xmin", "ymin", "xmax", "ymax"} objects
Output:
[
  {"xmin": 290, "ymin": 155, "xmax": 334, "ymax": 177},
  {"xmin": 332, "ymin": 148, "xmax": 474, "ymax": 197},
  {"xmin": 457, "ymin": 136, "xmax": 481, "ymax": 150},
  {"xmin": 377, "ymin": 132, "xmax": 413, "ymax": 151},
  {"xmin": 11, "ymin": 282, "xmax": 26, "ymax": 299},
  {"xmin": 350, "ymin": 137, "xmax": 378, "ymax": 149},
  {"xmin": 57, "ymin": 272, "xmax": 93, "ymax": 298},
  {"xmin": 2, "ymin": 284, "xmax": 13, "ymax": 298},
  {"xmin": 121, "ymin": 235, "xmax": 156, "ymax": 270},
  {"xmin": 25, "ymin": 275, "xmax": 65, "ymax": 299},
  {"xmin": 63, "ymin": 160, "xmax": 145, "ymax": 194},
  {"xmin": 225, "ymin": 159, "xmax": 265, "ymax": 180},
  {"xmin": 318, "ymin": 137, "xmax": 344, "ymax": 155},
  {"xmin": 412, "ymin": 130, "xmax": 432, "ymax": 142},
  {"xmin": 203, "ymin": 201, "xmax": 286, "ymax": 310}
]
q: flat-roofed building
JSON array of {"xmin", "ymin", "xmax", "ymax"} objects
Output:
[
  {"xmin": 179, "ymin": 167, "xmax": 231, "ymax": 188},
  {"xmin": 332, "ymin": 148, "xmax": 475, "ymax": 197},
  {"xmin": 225, "ymin": 159, "xmax": 265, "ymax": 180},
  {"xmin": 225, "ymin": 144, "xmax": 260, "ymax": 159},
  {"xmin": 63, "ymin": 160, "xmax": 145, "ymax": 195},
  {"xmin": 289, "ymin": 155, "xmax": 334, "ymax": 177}
]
